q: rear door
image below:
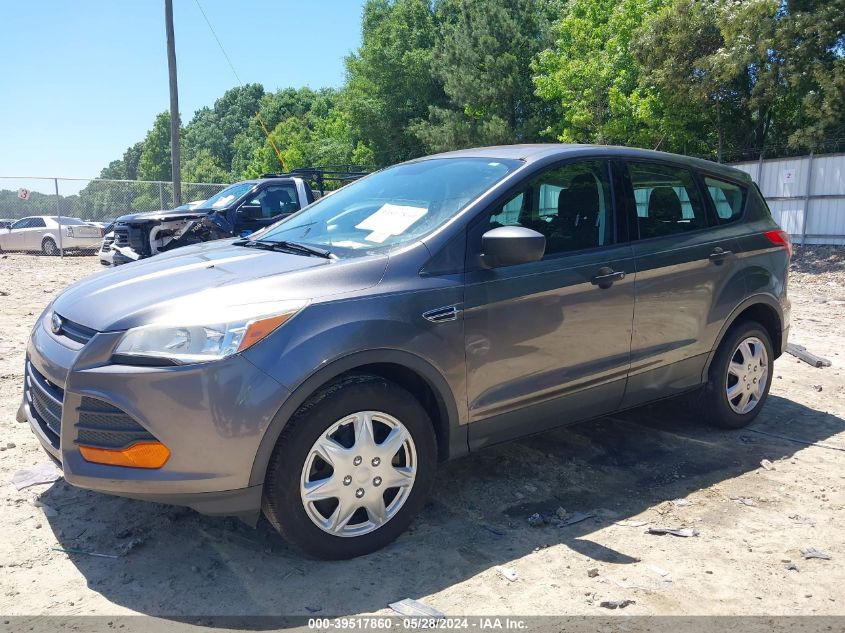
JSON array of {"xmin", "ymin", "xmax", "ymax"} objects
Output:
[
  {"xmin": 621, "ymin": 160, "xmax": 744, "ymax": 408},
  {"xmin": 464, "ymin": 159, "xmax": 636, "ymax": 449}
]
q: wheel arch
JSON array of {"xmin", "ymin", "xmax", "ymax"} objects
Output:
[
  {"xmin": 702, "ymin": 294, "xmax": 784, "ymax": 380},
  {"xmin": 248, "ymin": 349, "xmax": 466, "ymax": 488}
]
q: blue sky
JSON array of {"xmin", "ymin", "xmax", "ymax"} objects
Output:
[{"xmin": 0, "ymin": 0, "xmax": 365, "ymax": 189}]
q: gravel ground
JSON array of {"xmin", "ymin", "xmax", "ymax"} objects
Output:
[{"xmin": 0, "ymin": 249, "xmax": 843, "ymax": 619}]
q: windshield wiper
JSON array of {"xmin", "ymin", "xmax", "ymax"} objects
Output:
[{"xmin": 236, "ymin": 239, "xmax": 333, "ymax": 259}]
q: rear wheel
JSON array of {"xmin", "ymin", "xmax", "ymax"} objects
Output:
[
  {"xmin": 700, "ymin": 321, "xmax": 773, "ymax": 429},
  {"xmin": 42, "ymin": 237, "xmax": 58, "ymax": 256},
  {"xmin": 262, "ymin": 374, "xmax": 437, "ymax": 559}
]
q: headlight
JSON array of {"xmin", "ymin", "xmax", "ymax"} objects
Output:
[{"xmin": 113, "ymin": 300, "xmax": 307, "ymax": 365}]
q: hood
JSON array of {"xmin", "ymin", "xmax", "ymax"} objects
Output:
[
  {"xmin": 115, "ymin": 209, "xmax": 211, "ymax": 223},
  {"xmin": 52, "ymin": 239, "xmax": 388, "ymax": 331}
]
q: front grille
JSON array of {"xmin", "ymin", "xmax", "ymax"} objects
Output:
[
  {"xmin": 113, "ymin": 227, "xmax": 130, "ymax": 247},
  {"xmin": 25, "ymin": 361, "xmax": 64, "ymax": 448},
  {"xmin": 76, "ymin": 396, "xmax": 156, "ymax": 449},
  {"xmin": 55, "ymin": 314, "xmax": 97, "ymax": 345}
]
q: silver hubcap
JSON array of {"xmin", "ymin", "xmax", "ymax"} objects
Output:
[
  {"xmin": 300, "ymin": 411, "xmax": 417, "ymax": 538},
  {"xmin": 726, "ymin": 336, "xmax": 769, "ymax": 415}
]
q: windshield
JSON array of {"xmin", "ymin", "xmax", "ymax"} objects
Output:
[
  {"xmin": 255, "ymin": 158, "xmax": 521, "ymax": 252},
  {"xmin": 201, "ymin": 183, "xmax": 255, "ymax": 210}
]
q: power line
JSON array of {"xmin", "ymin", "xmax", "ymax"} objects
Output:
[
  {"xmin": 192, "ymin": 0, "xmax": 286, "ymax": 170},
  {"xmin": 193, "ymin": 0, "xmax": 242, "ymax": 86}
]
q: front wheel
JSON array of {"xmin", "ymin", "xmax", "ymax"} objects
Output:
[
  {"xmin": 42, "ymin": 237, "xmax": 58, "ymax": 256},
  {"xmin": 700, "ymin": 321, "xmax": 774, "ymax": 429},
  {"xmin": 262, "ymin": 374, "xmax": 437, "ymax": 559}
]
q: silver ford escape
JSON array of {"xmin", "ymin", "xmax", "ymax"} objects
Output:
[{"xmin": 20, "ymin": 145, "xmax": 790, "ymax": 559}]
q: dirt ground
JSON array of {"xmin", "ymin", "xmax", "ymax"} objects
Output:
[{"xmin": 0, "ymin": 247, "xmax": 843, "ymax": 619}]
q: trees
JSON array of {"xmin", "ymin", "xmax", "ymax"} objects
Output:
[
  {"xmin": 137, "ymin": 112, "xmax": 174, "ymax": 181},
  {"xmin": 532, "ymin": 0, "xmax": 675, "ymax": 149},
  {"xmin": 92, "ymin": 0, "xmax": 843, "ymax": 180},
  {"xmin": 345, "ymin": 0, "xmax": 443, "ymax": 165},
  {"xmin": 413, "ymin": 0, "xmax": 554, "ymax": 152}
]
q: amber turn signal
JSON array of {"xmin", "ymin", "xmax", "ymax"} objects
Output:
[
  {"xmin": 237, "ymin": 313, "xmax": 292, "ymax": 352},
  {"xmin": 79, "ymin": 441, "xmax": 171, "ymax": 469}
]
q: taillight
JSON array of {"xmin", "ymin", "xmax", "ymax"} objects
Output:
[{"xmin": 764, "ymin": 229, "xmax": 792, "ymax": 259}]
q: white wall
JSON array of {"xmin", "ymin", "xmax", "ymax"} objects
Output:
[{"xmin": 730, "ymin": 153, "xmax": 845, "ymax": 246}]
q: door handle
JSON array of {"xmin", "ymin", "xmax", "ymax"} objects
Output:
[
  {"xmin": 591, "ymin": 267, "xmax": 625, "ymax": 289},
  {"xmin": 709, "ymin": 247, "xmax": 733, "ymax": 263}
]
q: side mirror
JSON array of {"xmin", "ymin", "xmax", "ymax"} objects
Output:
[{"xmin": 480, "ymin": 226, "xmax": 545, "ymax": 268}]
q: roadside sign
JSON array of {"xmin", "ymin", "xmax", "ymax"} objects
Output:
[{"xmin": 17, "ymin": 188, "xmax": 30, "ymax": 201}]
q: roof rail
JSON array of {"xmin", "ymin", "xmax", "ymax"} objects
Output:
[{"xmin": 259, "ymin": 165, "xmax": 373, "ymax": 194}]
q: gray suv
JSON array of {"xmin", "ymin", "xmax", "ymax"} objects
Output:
[{"xmin": 19, "ymin": 145, "xmax": 790, "ymax": 559}]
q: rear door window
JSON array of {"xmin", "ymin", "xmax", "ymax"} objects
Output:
[
  {"xmin": 627, "ymin": 162, "xmax": 708, "ymax": 238},
  {"xmin": 703, "ymin": 176, "xmax": 747, "ymax": 224},
  {"xmin": 29, "ymin": 218, "xmax": 46, "ymax": 228}
]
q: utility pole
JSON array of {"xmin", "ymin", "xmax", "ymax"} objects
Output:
[{"xmin": 165, "ymin": 0, "xmax": 182, "ymax": 206}]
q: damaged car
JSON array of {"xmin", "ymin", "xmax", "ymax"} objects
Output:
[{"xmin": 104, "ymin": 169, "xmax": 367, "ymax": 265}]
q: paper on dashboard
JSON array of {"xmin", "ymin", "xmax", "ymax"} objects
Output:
[{"xmin": 356, "ymin": 203, "xmax": 428, "ymax": 242}]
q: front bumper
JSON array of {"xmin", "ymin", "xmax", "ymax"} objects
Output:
[{"xmin": 20, "ymin": 313, "xmax": 291, "ymax": 517}]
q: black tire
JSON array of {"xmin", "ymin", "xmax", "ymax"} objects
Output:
[
  {"xmin": 262, "ymin": 374, "xmax": 437, "ymax": 559},
  {"xmin": 42, "ymin": 237, "xmax": 58, "ymax": 256},
  {"xmin": 700, "ymin": 321, "xmax": 774, "ymax": 429}
]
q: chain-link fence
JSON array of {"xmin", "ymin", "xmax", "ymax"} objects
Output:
[{"xmin": 0, "ymin": 177, "xmax": 228, "ymax": 257}]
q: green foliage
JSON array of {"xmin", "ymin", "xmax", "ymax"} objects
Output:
[
  {"xmin": 413, "ymin": 0, "xmax": 555, "ymax": 152},
  {"xmin": 533, "ymin": 0, "xmax": 672, "ymax": 147},
  {"xmin": 93, "ymin": 0, "xmax": 844, "ymax": 183},
  {"xmin": 137, "ymin": 112, "xmax": 174, "ymax": 181},
  {"xmin": 344, "ymin": 0, "xmax": 444, "ymax": 165}
]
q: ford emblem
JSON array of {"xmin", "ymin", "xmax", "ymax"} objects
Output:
[{"xmin": 50, "ymin": 312, "xmax": 63, "ymax": 335}]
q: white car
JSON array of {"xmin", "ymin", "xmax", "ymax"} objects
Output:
[{"xmin": 0, "ymin": 216, "xmax": 103, "ymax": 255}]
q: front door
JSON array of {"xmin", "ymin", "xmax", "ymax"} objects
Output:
[
  {"xmin": 464, "ymin": 159, "xmax": 636, "ymax": 449},
  {"xmin": 236, "ymin": 184, "xmax": 301, "ymax": 234},
  {"xmin": 25, "ymin": 217, "xmax": 47, "ymax": 250},
  {"xmin": 620, "ymin": 160, "xmax": 744, "ymax": 408}
]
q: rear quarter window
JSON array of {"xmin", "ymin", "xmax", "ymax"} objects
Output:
[{"xmin": 704, "ymin": 176, "xmax": 747, "ymax": 224}]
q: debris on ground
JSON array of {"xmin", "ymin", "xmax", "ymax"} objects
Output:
[
  {"xmin": 305, "ymin": 606, "xmax": 322, "ymax": 613},
  {"xmin": 750, "ymin": 429, "xmax": 845, "ymax": 453},
  {"xmin": 785, "ymin": 561, "xmax": 800, "ymax": 572},
  {"xmin": 11, "ymin": 461, "xmax": 63, "ymax": 490},
  {"xmin": 760, "ymin": 459, "xmax": 775, "ymax": 471},
  {"xmin": 117, "ymin": 538, "xmax": 145, "ymax": 556},
  {"xmin": 559, "ymin": 511, "xmax": 595, "ymax": 527},
  {"xmin": 813, "ymin": 384, "xmax": 824, "ymax": 392},
  {"xmin": 587, "ymin": 568, "xmax": 599, "ymax": 578},
  {"xmin": 481, "ymin": 524, "xmax": 505, "ymax": 537},
  {"xmin": 599, "ymin": 599, "xmax": 635, "ymax": 609},
  {"xmin": 389, "ymin": 598, "xmax": 445, "ymax": 618},
  {"xmin": 616, "ymin": 520, "xmax": 648, "ymax": 528},
  {"xmin": 801, "ymin": 547, "xmax": 832, "ymax": 561},
  {"xmin": 671, "ymin": 498, "xmax": 692, "ymax": 507},
  {"xmin": 647, "ymin": 527, "xmax": 699, "ymax": 538},
  {"xmin": 786, "ymin": 343, "xmax": 832, "ymax": 368},
  {"xmin": 494, "ymin": 565, "xmax": 519, "ymax": 582},
  {"xmin": 29, "ymin": 498, "xmax": 58, "ymax": 517},
  {"xmin": 732, "ymin": 497, "xmax": 757, "ymax": 507},
  {"xmin": 648, "ymin": 565, "xmax": 670, "ymax": 577},
  {"xmin": 527, "ymin": 512, "xmax": 545, "ymax": 527},
  {"xmin": 52, "ymin": 547, "xmax": 119, "ymax": 559}
]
